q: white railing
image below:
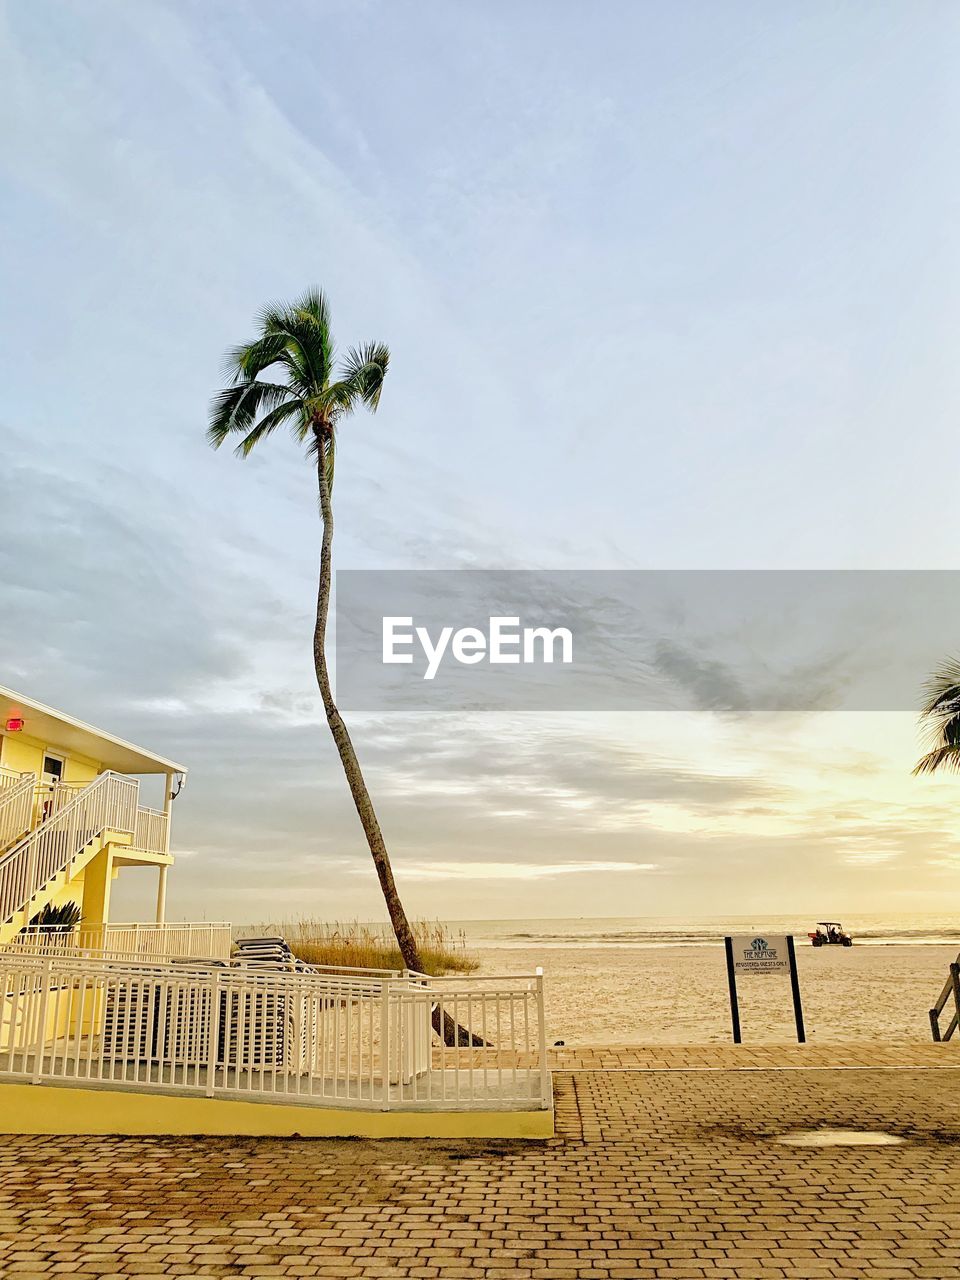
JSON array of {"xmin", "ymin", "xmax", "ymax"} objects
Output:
[
  {"xmin": 0, "ymin": 772, "xmax": 139, "ymax": 926},
  {"xmin": 94, "ymin": 921, "xmax": 229, "ymax": 960},
  {"xmin": 132, "ymin": 807, "xmax": 168, "ymax": 856},
  {"xmin": 10, "ymin": 922, "xmax": 232, "ymax": 962},
  {"xmin": 0, "ymin": 772, "xmax": 35, "ymax": 852},
  {"xmin": 0, "ymin": 953, "xmax": 550, "ymax": 1113},
  {"xmin": 32, "ymin": 780, "xmax": 88, "ymax": 829}
]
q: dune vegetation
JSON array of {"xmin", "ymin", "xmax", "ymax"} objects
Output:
[{"xmin": 244, "ymin": 919, "xmax": 479, "ymax": 976}]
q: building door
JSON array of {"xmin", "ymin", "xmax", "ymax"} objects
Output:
[{"xmin": 39, "ymin": 753, "xmax": 65, "ymax": 822}]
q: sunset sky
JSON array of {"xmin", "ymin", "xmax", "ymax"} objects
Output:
[{"xmin": 2, "ymin": 1, "xmax": 959, "ymax": 923}]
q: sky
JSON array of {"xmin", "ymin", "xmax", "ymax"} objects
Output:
[{"xmin": 1, "ymin": 1, "xmax": 959, "ymax": 925}]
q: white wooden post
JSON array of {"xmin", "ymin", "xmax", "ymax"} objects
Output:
[
  {"xmin": 162, "ymin": 772, "xmax": 173, "ymax": 851},
  {"xmin": 155, "ymin": 867, "xmax": 167, "ymax": 924},
  {"xmin": 156, "ymin": 771, "xmax": 173, "ymax": 924},
  {"xmin": 206, "ymin": 970, "xmax": 222, "ymax": 1097},
  {"xmin": 24, "ymin": 837, "xmax": 38, "ymax": 920},
  {"xmin": 381, "ymin": 979, "xmax": 391, "ymax": 1109},
  {"xmin": 31, "ymin": 958, "xmax": 53, "ymax": 1084},
  {"xmin": 536, "ymin": 969, "xmax": 549, "ymax": 1109}
]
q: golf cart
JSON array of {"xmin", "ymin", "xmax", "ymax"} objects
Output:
[{"xmin": 809, "ymin": 921, "xmax": 853, "ymax": 947}]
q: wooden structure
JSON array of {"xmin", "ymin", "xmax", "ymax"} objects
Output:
[{"xmin": 928, "ymin": 954, "xmax": 960, "ymax": 1042}]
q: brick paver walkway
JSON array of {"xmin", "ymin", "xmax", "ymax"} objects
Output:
[{"xmin": 2, "ymin": 1058, "xmax": 960, "ymax": 1278}]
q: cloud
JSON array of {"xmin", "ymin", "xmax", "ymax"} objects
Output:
[
  {"xmin": 386, "ymin": 859, "xmax": 659, "ymax": 882},
  {"xmin": 843, "ymin": 850, "xmax": 898, "ymax": 866},
  {"xmin": 651, "ymin": 640, "xmax": 751, "ymax": 714},
  {"xmin": 0, "ymin": 444, "xmax": 290, "ymax": 713}
]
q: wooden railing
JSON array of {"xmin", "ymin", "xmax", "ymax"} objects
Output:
[
  {"xmin": 929, "ymin": 954, "xmax": 960, "ymax": 1041},
  {"xmin": 0, "ymin": 953, "xmax": 550, "ymax": 1113}
]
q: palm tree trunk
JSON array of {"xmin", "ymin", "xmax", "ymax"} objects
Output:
[
  {"xmin": 311, "ymin": 429, "xmax": 483, "ymax": 1048},
  {"xmin": 311, "ymin": 429, "xmax": 424, "ymax": 974}
]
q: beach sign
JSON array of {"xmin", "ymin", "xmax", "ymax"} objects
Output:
[
  {"xmin": 730, "ymin": 935, "xmax": 790, "ymax": 975},
  {"xmin": 723, "ymin": 933, "xmax": 805, "ymax": 1044}
]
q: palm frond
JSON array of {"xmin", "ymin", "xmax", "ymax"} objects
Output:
[
  {"xmin": 338, "ymin": 341, "xmax": 390, "ymax": 410},
  {"xmin": 913, "ymin": 744, "xmax": 960, "ymax": 776},
  {"xmin": 918, "ymin": 657, "xmax": 960, "ymax": 722},
  {"xmin": 260, "ymin": 287, "xmax": 331, "ymax": 335},
  {"xmin": 222, "ymin": 334, "xmax": 290, "ymax": 385},
  {"xmin": 207, "ymin": 382, "xmax": 297, "ymax": 449},
  {"xmin": 235, "ymin": 398, "xmax": 305, "ymax": 457},
  {"xmin": 318, "ymin": 379, "xmax": 360, "ymax": 415},
  {"xmin": 277, "ymin": 347, "xmax": 313, "ymax": 397},
  {"xmin": 259, "ymin": 289, "xmax": 335, "ymax": 393},
  {"xmin": 913, "ymin": 656, "xmax": 960, "ymax": 776}
]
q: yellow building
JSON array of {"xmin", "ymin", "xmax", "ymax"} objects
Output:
[{"xmin": 0, "ymin": 685, "xmax": 187, "ymax": 949}]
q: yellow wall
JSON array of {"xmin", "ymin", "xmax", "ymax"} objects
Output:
[
  {"xmin": 0, "ymin": 1081, "xmax": 554, "ymax": 1138},
  {"xmin": 80, "ymin": 847, "xmax": 113, "ymax": 926},
  {"xmin": 0, "ymin": 731, "xmax": 100, "ymax": 784},
  {"xmin": 46, "ymin": 876, "xmax": 87, "ymax": 912}
]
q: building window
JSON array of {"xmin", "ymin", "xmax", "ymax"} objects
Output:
[{"xmin": 42, "ymin": 755, "xmax": 64, "ymax": 781}]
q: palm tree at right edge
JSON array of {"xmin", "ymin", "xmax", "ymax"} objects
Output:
[{"xmin": 914, "ymin": 659, "xmax": 960, "ymax": 775}]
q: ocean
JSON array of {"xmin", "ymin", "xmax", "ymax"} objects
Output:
[{"xmin": 454, "ymin": 913, "xmax": 960, "ymax": 949}]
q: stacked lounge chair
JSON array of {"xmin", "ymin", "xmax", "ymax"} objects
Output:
[{"xmin": 233, "ymin": 935, "xmax": 312, "ymax": 972}]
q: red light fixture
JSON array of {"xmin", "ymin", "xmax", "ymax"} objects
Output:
[{"xmin": 4, "ymin": 717, "xmax": 24, "ymax": 733}]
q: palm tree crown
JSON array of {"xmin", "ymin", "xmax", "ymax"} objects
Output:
[
  {"xmin": 207, "ymin": 288, "xmax": 389, "ymax": 485},
  {"xmin": 914, "ymin": 657, "xmax": 960, "ymax": 775}
]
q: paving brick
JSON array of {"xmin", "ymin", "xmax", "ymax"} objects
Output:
[{"xmin": 1, "ymin": 1062, "xmax": 959, "ymax": 1277}]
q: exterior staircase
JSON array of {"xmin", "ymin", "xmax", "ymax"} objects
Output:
[{"xmin": 0, "ymin": 771, "xmax": 139, "ymax": 944}]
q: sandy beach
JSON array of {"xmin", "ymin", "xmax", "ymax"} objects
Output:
[{"xmin": 475, "ymin": 941, "xmax": 958, "ymax": 1045}]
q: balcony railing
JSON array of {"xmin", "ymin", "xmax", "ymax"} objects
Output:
[
  {"xmin": 10, "ymin": 922, "xmax": 232, "ymax": 962},
  {"xmin": 132, "ymin": 807, "xmax": 168, "ymax": 855}
]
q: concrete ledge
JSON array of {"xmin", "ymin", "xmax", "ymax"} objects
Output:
[{"xmin": 0, "ymin": 1081, "xmax": 554, "ymax": 1139}]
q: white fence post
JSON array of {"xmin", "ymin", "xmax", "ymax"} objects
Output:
[
  {"xmin": 536, "ymin": 969, "xmax": 549, "ymax": 1108},
  {"xmin": 206, "ymin": 970, "xmax": 222, "ymax": 1098},
  {"xmin": 381, "ymin": 978, "xmax": 391, "ymax": 1109},
  {"xmin": 31, "ymin": 957, "xmax": 53, "ymax": 1084}
]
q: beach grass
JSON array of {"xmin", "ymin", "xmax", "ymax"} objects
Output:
[{"xmin": 246, "ymin": 918, "xmax": 479, "ymax": 976}]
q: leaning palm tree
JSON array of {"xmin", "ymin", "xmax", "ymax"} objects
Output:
[
  {"xmin": 207, "ymin": 289, "xmax": 424, "ymax": 973},
  {"xmin": 913, "ymin": 657, "xmax": 960, "ymax": 775}
]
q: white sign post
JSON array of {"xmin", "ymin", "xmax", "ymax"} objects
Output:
[{"xmin": 723, "ymin": 934, "xmax": 805, "ymax": 1044}]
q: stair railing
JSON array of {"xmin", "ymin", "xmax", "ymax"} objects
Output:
[
  {"xmin": 0, "ymin": 771, "xmax": 139, "ymax": 926},
  {"xmin": 0, "ymin": 771, "xmax": 37, "ymax": 852}
]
